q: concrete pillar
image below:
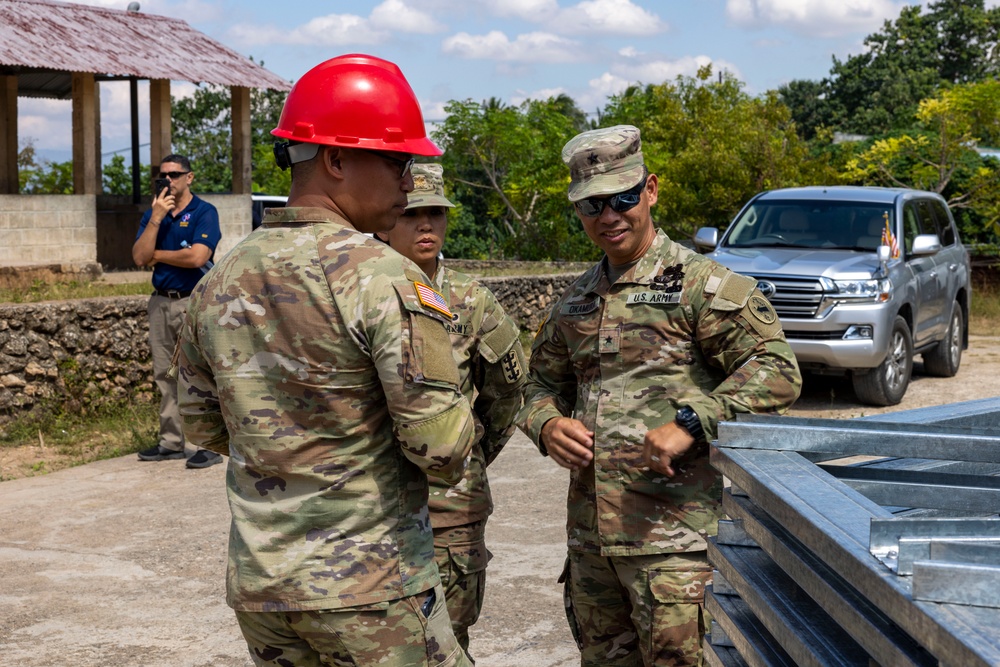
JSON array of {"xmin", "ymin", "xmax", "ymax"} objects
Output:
[
  {"xmin": 231, "ymin": 86, "xmax": 251, "ymax": 194},
  {"xmin": 0, "ymin": 75, "xmax": 18, "ymax": 194},
  {"xmin": 72, "ymin": 72, "xmax": 100, "ymax": 195},
  {"xmin": 149, "ymin": 78, "xmax": 172, "ymax": 172}
]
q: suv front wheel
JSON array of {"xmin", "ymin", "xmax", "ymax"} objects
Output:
[{"xmin": 852, "ymin": 316, "xmax": 913, "ymax": 406}]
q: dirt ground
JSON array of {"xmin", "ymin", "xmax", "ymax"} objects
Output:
[
  {"xmin": 2, "ymin": 333, "xmax": 998, "ymax": 482},
  {"xmin": 1, "ymin": 336, "xmax": 997, "ymax": 667}
]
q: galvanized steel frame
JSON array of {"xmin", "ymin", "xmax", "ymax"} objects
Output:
[{"xmin": 705, "ymin": 397, "xmax": 1000, "ymax": 666}]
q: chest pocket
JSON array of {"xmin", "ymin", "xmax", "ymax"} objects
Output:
[{"xmin": 558, "ymin": 298, "xmax": 601, "ymax": 370}]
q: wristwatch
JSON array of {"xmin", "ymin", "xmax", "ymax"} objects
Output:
[{"xmin": 674, "ymin": 406, "xmax": 705, "ymax": 443}]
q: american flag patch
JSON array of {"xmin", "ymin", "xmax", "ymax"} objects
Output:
[{"xmin": 414, "ymin": 282, "xmax": 453, "ymax": 319}]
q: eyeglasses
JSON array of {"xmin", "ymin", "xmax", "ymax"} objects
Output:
[
  {"xmin": 370, "ymin": 151, "xmax": 415, "ymax": 178},
  {"xmin": 158, "ymin": 171, "xmax": 191, "ymax": 180},
  {"xmin": 574, "ymin": 176, "xmax": 647, "ymax": 217}
]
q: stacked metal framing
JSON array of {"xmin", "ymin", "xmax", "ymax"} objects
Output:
[{"xmin": 705, "ymin": 397, "xmax": 1000, "ymax": 666}]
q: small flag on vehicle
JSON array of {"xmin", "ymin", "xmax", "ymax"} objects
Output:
[
  {"xmin": 881, "ymin": 212, "xmax": 900, "ymax": 259},
  {"xmin": 414, "ymin": 282, "xmax": 454, "ymax": 319}
]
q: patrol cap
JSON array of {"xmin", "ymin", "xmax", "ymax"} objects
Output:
[
  {"xmin": 561, "ymin": 125, "xmax": 645, "ymax": 202},
  {"xmin": 406, "ymin": 163, "xmax": 455, "ymax": 209}
]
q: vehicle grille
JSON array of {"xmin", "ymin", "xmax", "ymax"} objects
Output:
[{"xmin": 745, "ymin": 275, "xmax": 826, "ymax": 319}]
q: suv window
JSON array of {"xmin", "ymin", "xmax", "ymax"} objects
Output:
[
  {"xmin": 726, "ymin": 200, "xmax": 892, "ymax": 250},
  {"xmin": 929, "ymin": 200, "xmax": 956, "ymax": 246},
  {"xmin": 902, "ymin": 202, "xmax": 922, "ymax": 256}
]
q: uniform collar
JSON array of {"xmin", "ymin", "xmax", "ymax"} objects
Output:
[
  {"xmin": 263, "ymin": 206, "xmax": 354, "ymax": 230},
  {"xmin": 579, "ymin": 229, "xmax": 676, "ymax": 295}
]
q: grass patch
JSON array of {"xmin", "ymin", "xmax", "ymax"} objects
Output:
[
  {"xmin": 0, "ymin": 279, "xmax": 151, "ymax": 304},
  {"xmin": 971, "ymin": 277, "xmax": 1000, "ymax": 336},
  {"xmin": 0, "ymin": 400, "xmax": 158, "ymax": 481}
]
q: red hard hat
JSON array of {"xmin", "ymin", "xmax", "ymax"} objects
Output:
[{"xmin": 272, "ymin": 54, "xmax": 441, "ymax": 156}]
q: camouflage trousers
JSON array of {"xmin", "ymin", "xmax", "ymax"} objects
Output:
[
  {"xmin": 234, "ymin": 582, "xmax": 471, "ymax": 667},
  {"xmin": 432, "ymin": 519, "xmax": 491, "ymax": 662},
  {"xmin": 560, "ymin": 550, "xmax": 713, "ymax": 667}
]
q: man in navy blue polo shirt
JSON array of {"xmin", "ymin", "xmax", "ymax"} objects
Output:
[{"xmin": 133, "ymin": 154, "xmax": 222, "ymax": 469}]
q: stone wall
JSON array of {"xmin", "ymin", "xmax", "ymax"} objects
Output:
[{"xmin": 0, "ymin": 272, "xmax": 583, "ymax": 424}]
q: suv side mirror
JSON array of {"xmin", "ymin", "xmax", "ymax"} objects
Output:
[
  {"xmin": 911, "ymin": 233, "xmax": 942, "ymax": 257},
  {"xmin": 694, "ymin": 227, "xmax": 719, "ymax": 251}
]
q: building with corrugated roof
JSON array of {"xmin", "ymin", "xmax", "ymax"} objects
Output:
[{"xmin": 0, "ymin": 0, "xmax": 291, "ymax": 281}]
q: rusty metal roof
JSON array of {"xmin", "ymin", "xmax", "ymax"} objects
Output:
[{"xmin": 0, "ymin": 0, "xmax": 291, "ymax": 99}]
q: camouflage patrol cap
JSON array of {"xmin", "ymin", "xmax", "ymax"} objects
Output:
[
  {"xmin": 406, "ymin": 163, "xmax": 455, "ymax": 209},
  {"xmin": 562, "ymin": 125, "xmax": 645, "ymax": 202}
]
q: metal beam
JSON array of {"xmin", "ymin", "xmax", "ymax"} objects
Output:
[
  {"xmin": 705, "ymin": 584, "xmax": 797, "ymax": 667},
  {"xmin": 712, "ymin": 446, "xmax": 1000, "ymax": 666},
  {"xmin": 723, "ymin": 492, "xmax": 937, "ymax": 666},
  {"xmin": 821, "ymin": 466, "xmax": 1000, "ymax": 514},
  {"xmin": 912, "ymin": 561, "xmax": 1000, "ymax": 608},
  {"xmin": 709, "ymin": 538, "xmax": 870, "ymax": 666},
  {"xmin": 717, "ymin": 417, "xmax": 1000, "ymax": 463}
]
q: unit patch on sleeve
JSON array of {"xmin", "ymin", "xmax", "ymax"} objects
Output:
[
  {"xmin": 748, "ymin": 295, "xmax": 777, "ymax": 324},
  {"xmin": 413, "ymin": 281, "xmax": 454, "ymax": 320},
  {"xmin": 501, "ymin": 350, "xmax": 523, "ymax": 384}
]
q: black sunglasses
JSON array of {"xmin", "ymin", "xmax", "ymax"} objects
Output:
[
  {"xmin": 574, "ymin": 176, "xmax": 647, "ymax": 217},
  {"xmin": 370, "ymin": 151, "xmax": 415, "ymax": 178},
  {"xmin": 158, "ymin": 171, "xmax": 191, "ymax": 180}
]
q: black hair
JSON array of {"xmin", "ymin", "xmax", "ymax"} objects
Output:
[{"xmin": 160, "ymin": 154, "xmax": 192, "ymax": 172}]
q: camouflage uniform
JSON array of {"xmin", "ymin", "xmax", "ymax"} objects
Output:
[
  {"xmin": 178, "ymin": 206, "xmax": 476, "ymax": 666},
  {"xmin": 399, "ymin": 163, "xmax": 528, "ymax": 659},
  {"xmin": 427, "ymin": 263, "xmax": 526, "ymax": 658},
  {"xmin": 519, "ymin": 126, "xmax": 801, "ymax": 666}
]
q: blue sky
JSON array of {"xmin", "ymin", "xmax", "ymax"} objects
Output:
[{"xmin": 23, "ymin": 0, "xmax": 998, "ymax": 163}]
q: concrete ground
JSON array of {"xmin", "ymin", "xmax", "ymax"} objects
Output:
[{"xmin": 0, "ymin": 431, "xmax": 578, "ymax": 667}]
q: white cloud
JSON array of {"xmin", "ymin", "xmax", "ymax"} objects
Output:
[
  {"xmin": 227, "ymin": 1, "xmax": 444, "ymax": 47},
  {"xmin": 511, "ymin": 86, "xmax": 569, "ymax": 104},
  {"xmin": 370, "ymin": 0, "xmax": 446, "ymax": 33},
  {"xmin": 442, "ymin": 30, "xmax": 580, "ymax": 63},
  {"xmin": 619, "ymin": 46, "xmax": 640, "ymax": 58},
  {"xmin": 477, "ymin": 0, "xmax": 665, "ymax": 35},
  {"xmin": 576, "ymin": 56, "xmax": 744, "ymax": 109},
  {"xmin": 559, "ymin": 0, "xmax": 666, "ymax": 36},
  {"xmin": 228, "ymin": 13, "xmax": 389, "ymax": 46},
  {"xmin": 725, "ymin": 0, "xmax": 907, "ymax": 38},
  {"xmin": 492, "ymin": 0, "xmax": 559, "ymax": 21}
]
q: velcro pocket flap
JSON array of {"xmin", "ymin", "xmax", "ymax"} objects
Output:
[
  {"xmin": 447, "ymin": 540, "xmax": 491, "ymax": 575},
  {"xmin": 479, "ymin": 316, "xmax": 520, "ymax": 364},
  {"xmin": 710, "ymin": 272, "xmax": 756, "ymax": 312}
]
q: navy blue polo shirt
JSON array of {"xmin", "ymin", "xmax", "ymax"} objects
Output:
[{"xmin": 136, "ymin": 195, "xmax": 221, "ymax": 292}]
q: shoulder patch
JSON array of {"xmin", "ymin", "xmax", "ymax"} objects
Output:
[
  {"xmin": 710, "ymin": 272, "xmax": 756, "ymax": 311},
  {"xmin": 748, "ymin": 295, "xmax": 777, "ymax": 325},
  {"xmin": 413, "ymin": 281, "xmax": 454, "ymax": 320}
]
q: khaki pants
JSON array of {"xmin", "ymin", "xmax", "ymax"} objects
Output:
[
  {"xmin": 560, "ymin": 550, "xmax": 712, "ymax": 667},
  {"xmin": 148, "ymin": 293, "xmax": 187, "ymax": 453},
  {"xmin": 235, "ymin": 583, "xmax": 470, "ymax": 667}
]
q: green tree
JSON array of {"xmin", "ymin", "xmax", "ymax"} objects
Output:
[
  {"xmin": 433, "ymin": 96, "xmax": 598, "ymax": 260},
  {"xmin": 171, "ymin": 63, "xmax": 288, "ymax": 193},
  {"xmin": 102, "ymin": 154, "xmax": 151, "ymax": 195},
  {"xmin": 783, "ymin": 0, "xmax": 1000, "ymax": 139},
  {"xmin": 845, "ymin": 80, "xmax": 1000, "ymax": 240},
  {"xmin": 17, "ymin": 138, "xmax": 74, "ymax": 194},
  {"xmin": 600, "ymin": 66, "xmax": 839, "ymax": 238}
]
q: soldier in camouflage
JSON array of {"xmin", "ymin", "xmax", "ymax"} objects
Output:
[
  {"xmin": 377, "ymin": 163, "xmax": 527, "ymax": 661},
  {"xmin": 518, "ymin": 125, "xmax": 802, "ymax": 666},
  {"xmin": 176, "ymin": 55, "xmax": 476, "ymax": 667}
]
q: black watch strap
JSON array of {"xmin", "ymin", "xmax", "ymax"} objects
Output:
[{"xmin": 675, "ymin": 406, "xmax": 705, "ymax": 443}]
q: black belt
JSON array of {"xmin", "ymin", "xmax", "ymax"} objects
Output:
[{"xmin": 153, "ymin": 289, "xmax": 191, "ymax": 299}]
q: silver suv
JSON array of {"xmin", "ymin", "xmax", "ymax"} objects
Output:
[{"xmin": 695, "ymin": 186, "xmax": 971, "ymax": 406}]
